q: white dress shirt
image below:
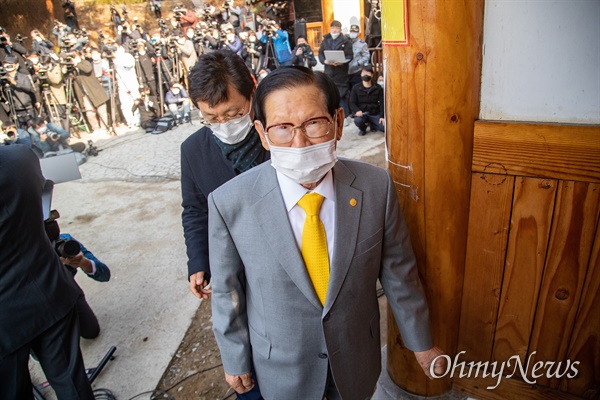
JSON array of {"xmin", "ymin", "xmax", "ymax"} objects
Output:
[{"xmin": 276, "ymin": 170, "xmax": 336, "ymax": 264}]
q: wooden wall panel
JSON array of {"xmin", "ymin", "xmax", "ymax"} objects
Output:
[
  {"xmin": 492, "ymin": 177, "xmax": 557, "ymax": 363},
  {"xmin": 529, "ymin": 182, "xmax": 600, "ymax": 388},
  {"xmin": 458, "ymin": 173, "xmax": 514, "ymax": 362},
  {"xmin": 559, "ymin": 208, "xmax": 600, "ymax": 398},
  {"xmin": 472, "ymin": 122, "xmax": 600, "ymax": 183}
]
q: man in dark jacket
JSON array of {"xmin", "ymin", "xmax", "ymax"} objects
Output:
[
  {"xmin": 72, "ymin": 51, "xmax": 110, "ymax": 133},
  {"xmin": 0, "ymin": 145, "xmax": 94, "ymax": 399},
  {"xmin": 291, "ymin": 35, "xmax": 317, "ymax": 69},
  {"xmin": 318, "ymin": 20, "xmax": 353, "ymax": 120},
  {"xmin": 349, "ymin": 65, "xmax": 385, "ymax": 136},
  {"xmin": 1, "ymin": 56, "xmax": 40, "ymax": 128}
]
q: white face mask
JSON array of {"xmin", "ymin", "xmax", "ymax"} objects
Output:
[
  {"xmin": 172, "ymin": 89, "xmax": 180, "ymax": 95},
  {"xmin": 330, "ymin": 33, "xmax": 340, "ymax": 39},
  {"xmin": 269, "ymin": 138, "xmax": 337, "ymax": 185},
  {"xmin": 91, "ymin": 54, "xmax": 101, "ymax": 61},
  {"xmin": 349, "ymin": 32, "xmax": 358, "ymax": 39},
  {"xmin": 187, "ymin": 31, "xmax": 194, "ymax": 39},
  {"xmin": 30, "ymin": 58, "xmax": 39, "ymax": 65},
  {"xmin": 37, "ymin": 125, "xmax": 48, "ymax": 133},
  {"xmin": 210, "ymin": 112, "xmax": 253, "ymax": 144}
]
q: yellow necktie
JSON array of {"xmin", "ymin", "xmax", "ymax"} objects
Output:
[{"xmin": 297, "ymin": 192, "xmax": 330, "ymax": 306}]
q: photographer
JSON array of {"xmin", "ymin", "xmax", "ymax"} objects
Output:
[
  {"xmin": 57, "ymin": 233, "xmax": 110, "ymax": 339},
  {"xmin": 259, "ymin": 21, "xmax": 293, "ymax": 68},
  {"xmin": 116, "ymin": 22, "xmax": 134, "ymax": 54},
  {"xmin": 30, "ymin": 30, "xmax": 57, "ymax": 59},
  {"xmin": 0, "ymin": 120, "xmax": 32, "ymax": 147},
  {"xmin": 0, "ymin": 29, "xmax": 29, "ymax": 72},
  {"xmin": 63, "ymin": 0, "xmax": 79, "ymax": 30},
  {"xmin": 240, "ymin": 29, "xmax": 263, "ymax": 76},
  {"xmin": 28, "ymin": 116, "xmax": 85, "ymax": 154},
  {"xmin": 165, "ymin": 82, "xmax": 190, "ymax": 123},
  {"xmin": 223, "ymin": 27, "xmax": 244, "ymax": 58},
  {"xmin": 174, "ymin": 30, "xmax": 198, "ymax": 74},
  {"xmin": 52, "ymin": 20, "xmax": 72, "ymax": 48},
  {"xmin": 133, "ymin": 41, "xmax": 159, "ymax": 97},
  {"xmin": 71, "ymin": 51, "xmax": 110, "ymax": 133},
  {"xmin": 1, "ymin": 56, "xmax": 40, "ymax": 128},
  {"xmin": 290, "ymin": 35, "xmax": 317, "ymax": 69},
  {"xmin": 175, "ymin": 6, "xmax": 198, "ymax": 30},
  {"xmin": 132, "ymin": 89, "xmax": 160, "ymax": 131}
]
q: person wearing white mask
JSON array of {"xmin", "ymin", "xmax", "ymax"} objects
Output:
[
  {"xmin": 346, "ymin": 24, "xmax": 370, "ymax": 91},
  {"xmin": 165, "ymin": 83, "xmax": 191, "ymax": 123},
  {"xmin": 174, "ymin": 30, "xmax": 198, "ymax": 74},
  {"xmin": 112, "ymin": 43, "xmax": 141, "ymax": 128},
  {"xmin": 181, "ymin": 50, "xmax": 268, "ymax": 400},
  {"xmin": 318, "ymin": 20, "xmax": 353, "ymax": 126},
  {"xmin": 208, "ymin": 66, "xmax": 445, "ymax": 399}
]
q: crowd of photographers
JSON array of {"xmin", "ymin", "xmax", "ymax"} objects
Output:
[{"xmin": 1, "ymin": 0, "xmax": 385, "ymax": 152}]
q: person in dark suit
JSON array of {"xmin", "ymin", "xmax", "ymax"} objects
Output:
[
  {"xmin": 0, "ymin": 145, "xmax": 94, "ymax": 399},
  {"xmin": 208, "ymin": 67, "xmax": 445, "ymax": 398},
  {"xmin": 182, "ymin": 50, "xmax": 270, "ymax": 300},
  {"xmin": 181, "ymin": 50, "xmax": 269, "ymax": 400}
]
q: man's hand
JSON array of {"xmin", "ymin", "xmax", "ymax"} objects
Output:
[
  {"xmin": 295, "ymin": 47, "xmax": 303, "ymax": 55},
  {"xmin": 189, "ymin": 271, "xmax": 211, "ymax": 299},
  {"xmin": 225, "ymin": 372, "xmax": 254, "ymax": 394},
  {"xmin": 379, "ymin": 117, "xmax": 385, "ymax": 126},
  {"xmin": 355, "ymin": 111, "xmax": 363, "ymax": 117},
  {"xmin": 414, "ymin": 346, "xmax": 446, "ymax": 379}
]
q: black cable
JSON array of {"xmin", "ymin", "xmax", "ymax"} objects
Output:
[
  {"xmin": 163, "ymin": 363, "xmax": 223, "ymax": 393},
  {"xmin": 126, "ymin": 389, "xmax": 174, "ymax": 400}
]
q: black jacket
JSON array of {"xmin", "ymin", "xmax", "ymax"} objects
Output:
[
  {"xmin": 0, "ymin": 145, "xmax": 82, "ymax": 357},
  {"xmin": 349, "ymin": 82, "xmax": 385, "ymax": 117},
  {"xmin": 318, "ymin": 33, "xmax": 353, "ymax": 88},
  {"xmin": 181, "ymin": 127, "xmax": 270, "ymax": 280},
  {"xmin": 291, "ymin": 44, "xmax": 317, "ymax": 69}
]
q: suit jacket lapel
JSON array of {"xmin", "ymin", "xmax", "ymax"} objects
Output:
[
  {"xmin": 325, "ymin": 160, "xmax": 362, "ymax": 313},
  {"xmin": 251, "ymin": 164, "xmax": 323, "ymax": 311}
]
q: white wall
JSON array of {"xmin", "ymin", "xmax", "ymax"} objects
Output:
[
  {"xmin": 332, "ymin": 0, "xmax": 361, "ymax": 33},
  {"xmin": 480, "ymin": 0, "xmax": 600, "ymax": 124}
]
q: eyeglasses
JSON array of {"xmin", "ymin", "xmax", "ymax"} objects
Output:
[
  {"xmin": 199, "ymin": 101, "xmax": 251, "ymax": 126},
  {"xmin": 264, "ymin": 116, "xmax": 334, "ymax": 146}
]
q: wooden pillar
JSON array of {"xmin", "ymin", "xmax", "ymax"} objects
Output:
[{"xmin": 382, "ymin": 0, "xmax": 484, "ymax": 396}]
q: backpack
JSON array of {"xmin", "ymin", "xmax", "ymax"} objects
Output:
[{"xmin": 151, "ymin": 116, "xmax": 175, "ymax": 134}]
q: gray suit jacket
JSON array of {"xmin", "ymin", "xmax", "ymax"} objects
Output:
[{"xmin": 208, "ymin": 158, "xmax": 433, "ymax": 400}]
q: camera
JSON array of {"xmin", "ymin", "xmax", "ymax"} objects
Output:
[
  {"xmin": 173, "ymin": 6, "xmax": 187, "ymax": 19},
  {"xmin": 86, "ymin": 139, "xmax": 100, "ymax": 157},
  {"xmin": 14, "ymin": 34, "xmax": 26, "ymax": 43},
  {"xmin": 54, "ymin": 238, "xmax": 80, "ymax": 258},
  {"xmin": 5, "ymin": 127, "xmax": 17, "ymax": 138}
]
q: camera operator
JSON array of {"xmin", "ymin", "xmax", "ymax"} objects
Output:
[
  {"xmin": 52, "ymin": 20, "xmax": 72, "ymax": 48},
  {"xmin": 57, "ymin": 233, "xmax": 110, "ymax": 339},
  {"xmin": 259, "ymin": 20, "xmax": 293, "ymax": 68},
  {"xmin": 133, "ymin": 41, "xmax": 159, "ymax": 97},
  {"xmin": 63, "ymin": 0, "xmax": 80, "ymax": 30},
  {"xmin": 71, "ymin": 51, "xmax": 110, "ymax": 133},
  {"xmin": 0, "ymin": 145, "xmax": 94, "ymax": 399},
  {"xmin": 175, "ymin": 6, "xmax": 198, "ymax": 30},
  {"xmin": 149, "ymin": 0, "xmax": 162, "ymax": 19},
  {"xmin": 0, "ymin": 120, "xmax": 33, "ymax": 147},
  {"xmin": 116, "ymin": 22, "xmax": 135, "ymax": 54},
  {"xmin": 1, "ymin": 56, "xmax": 41, "ymax": 128},
  {"xmin": 223, "ymin": 26, "xmax": 244, "ymax": 58},
  {"xmin": 28, "ymin": 116, "xmax": 85, "ymax": 154},
  {"xmin": 174, "ymin": 30, "xmax": 198, "ymax": 75},
  {"xmin": 240, "ymin": 28, "xmax": 263, "ymax": 75},
  {"xmin": 0, "ymin": 29, "xmax": 30, "ymax": 72},
  {"xmin": 290, "ymin": 35, "xmax": 317, "ymax": 69},
  {"xmin": 30, "ymin": 30, "xmax": 57, "ymax": 59},
  {"xmin": 165, "ymin": 82, "xmax": 190, "ymax": 123},
  {"xmin": 132, "ymin": 89, "xmax": 160, "ymax": 131},
  {"xmin": 198, "ymin": 24, "xmax": 220, "ymax": 53}
]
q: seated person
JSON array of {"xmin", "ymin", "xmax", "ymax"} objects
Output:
[
  {"xmin": 349, "ymin": 65, "xmax": 385, "ymax": 136},
  {"xmin": 58, "ymin": 233, "xmax": 110, "ymax": 339},
  {"xmin": 291, "ymin": 35, "xmax": 317, "ymax": 69},
  {"xmin": 132, "ymin": 89, "xmax": 160, "ymax": 132},
  {"xmin": 28, "ymin": 117, "xmax": 85, "ymax": 154},
  {"xmin": 165, "ymin": 83, "xmax": 191, "ymax": 123}
]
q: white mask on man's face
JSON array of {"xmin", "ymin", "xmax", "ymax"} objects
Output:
[
  {"xmin": 330, "ymin": 33, "xmax": 340, "ymax": 39},
  {"xmin": 269, "ymin": 138, "xmax": 338, "ymax": 185},
  {"xmin": 210, "ymin": 111, "xmax": 253, "ymax": 144},
  {"xmin": 349, "ymin": 32, "xmax": 358, "ymax": 39}
]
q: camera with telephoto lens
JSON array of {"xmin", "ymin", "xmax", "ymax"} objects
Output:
[
  {"xmin": 5, "ymin": 126, "xmax": 17, "ymax": 139},
  {"xmin": 262, "ymin": 20, "xmax": 277, "ymax": 37},
  {"xmin": 54, "ymin": 238, "xmax": 80, "ymax": 258},
  {"xmin": 173, "ymin": 6, "xmax": 187, "ymax": 19}
]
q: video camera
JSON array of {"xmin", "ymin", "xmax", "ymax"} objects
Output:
[
  {"xmin": 14, "ymin": 34, "xmax": 27, "ymax": 44},
  {"xmin": 173, "ymin": 5, "xmax": 187, "ymax": 20},
  {"xmin": 261, "ymin": 19, "xmax": 278, "ymax": 37}
]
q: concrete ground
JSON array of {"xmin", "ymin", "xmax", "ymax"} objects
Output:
[{"xmin": 29, "ymin": 115, "xmax": 389, "ymax": 399}]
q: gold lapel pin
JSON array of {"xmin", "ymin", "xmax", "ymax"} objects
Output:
[{"xmin": 349, "ymin": 198, "xmax": 357, "ymax": 207}]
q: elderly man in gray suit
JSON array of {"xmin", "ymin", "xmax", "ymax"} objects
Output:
[{"xmin": 208, "ymin": 66, "xmax": 445, "ymax": 399}]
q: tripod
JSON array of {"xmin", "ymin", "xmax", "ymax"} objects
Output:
[
  {"xmin": 263, "ymin": 35, "xmax": 280, "ymax": 71},
  {"xmin": 154, "ymin": 44, "xmax": 175, "ymax": 117},
  {"xmin": 0, "ymin": 80, "xmax": 19, "ymax": 127},
  {"xmin": 39, "ymin": 78, "xmax": 63, "ymax": 128},
  {"xmin": 63, "ymin": 68, "xmax": 91, "ymax": 137}
]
